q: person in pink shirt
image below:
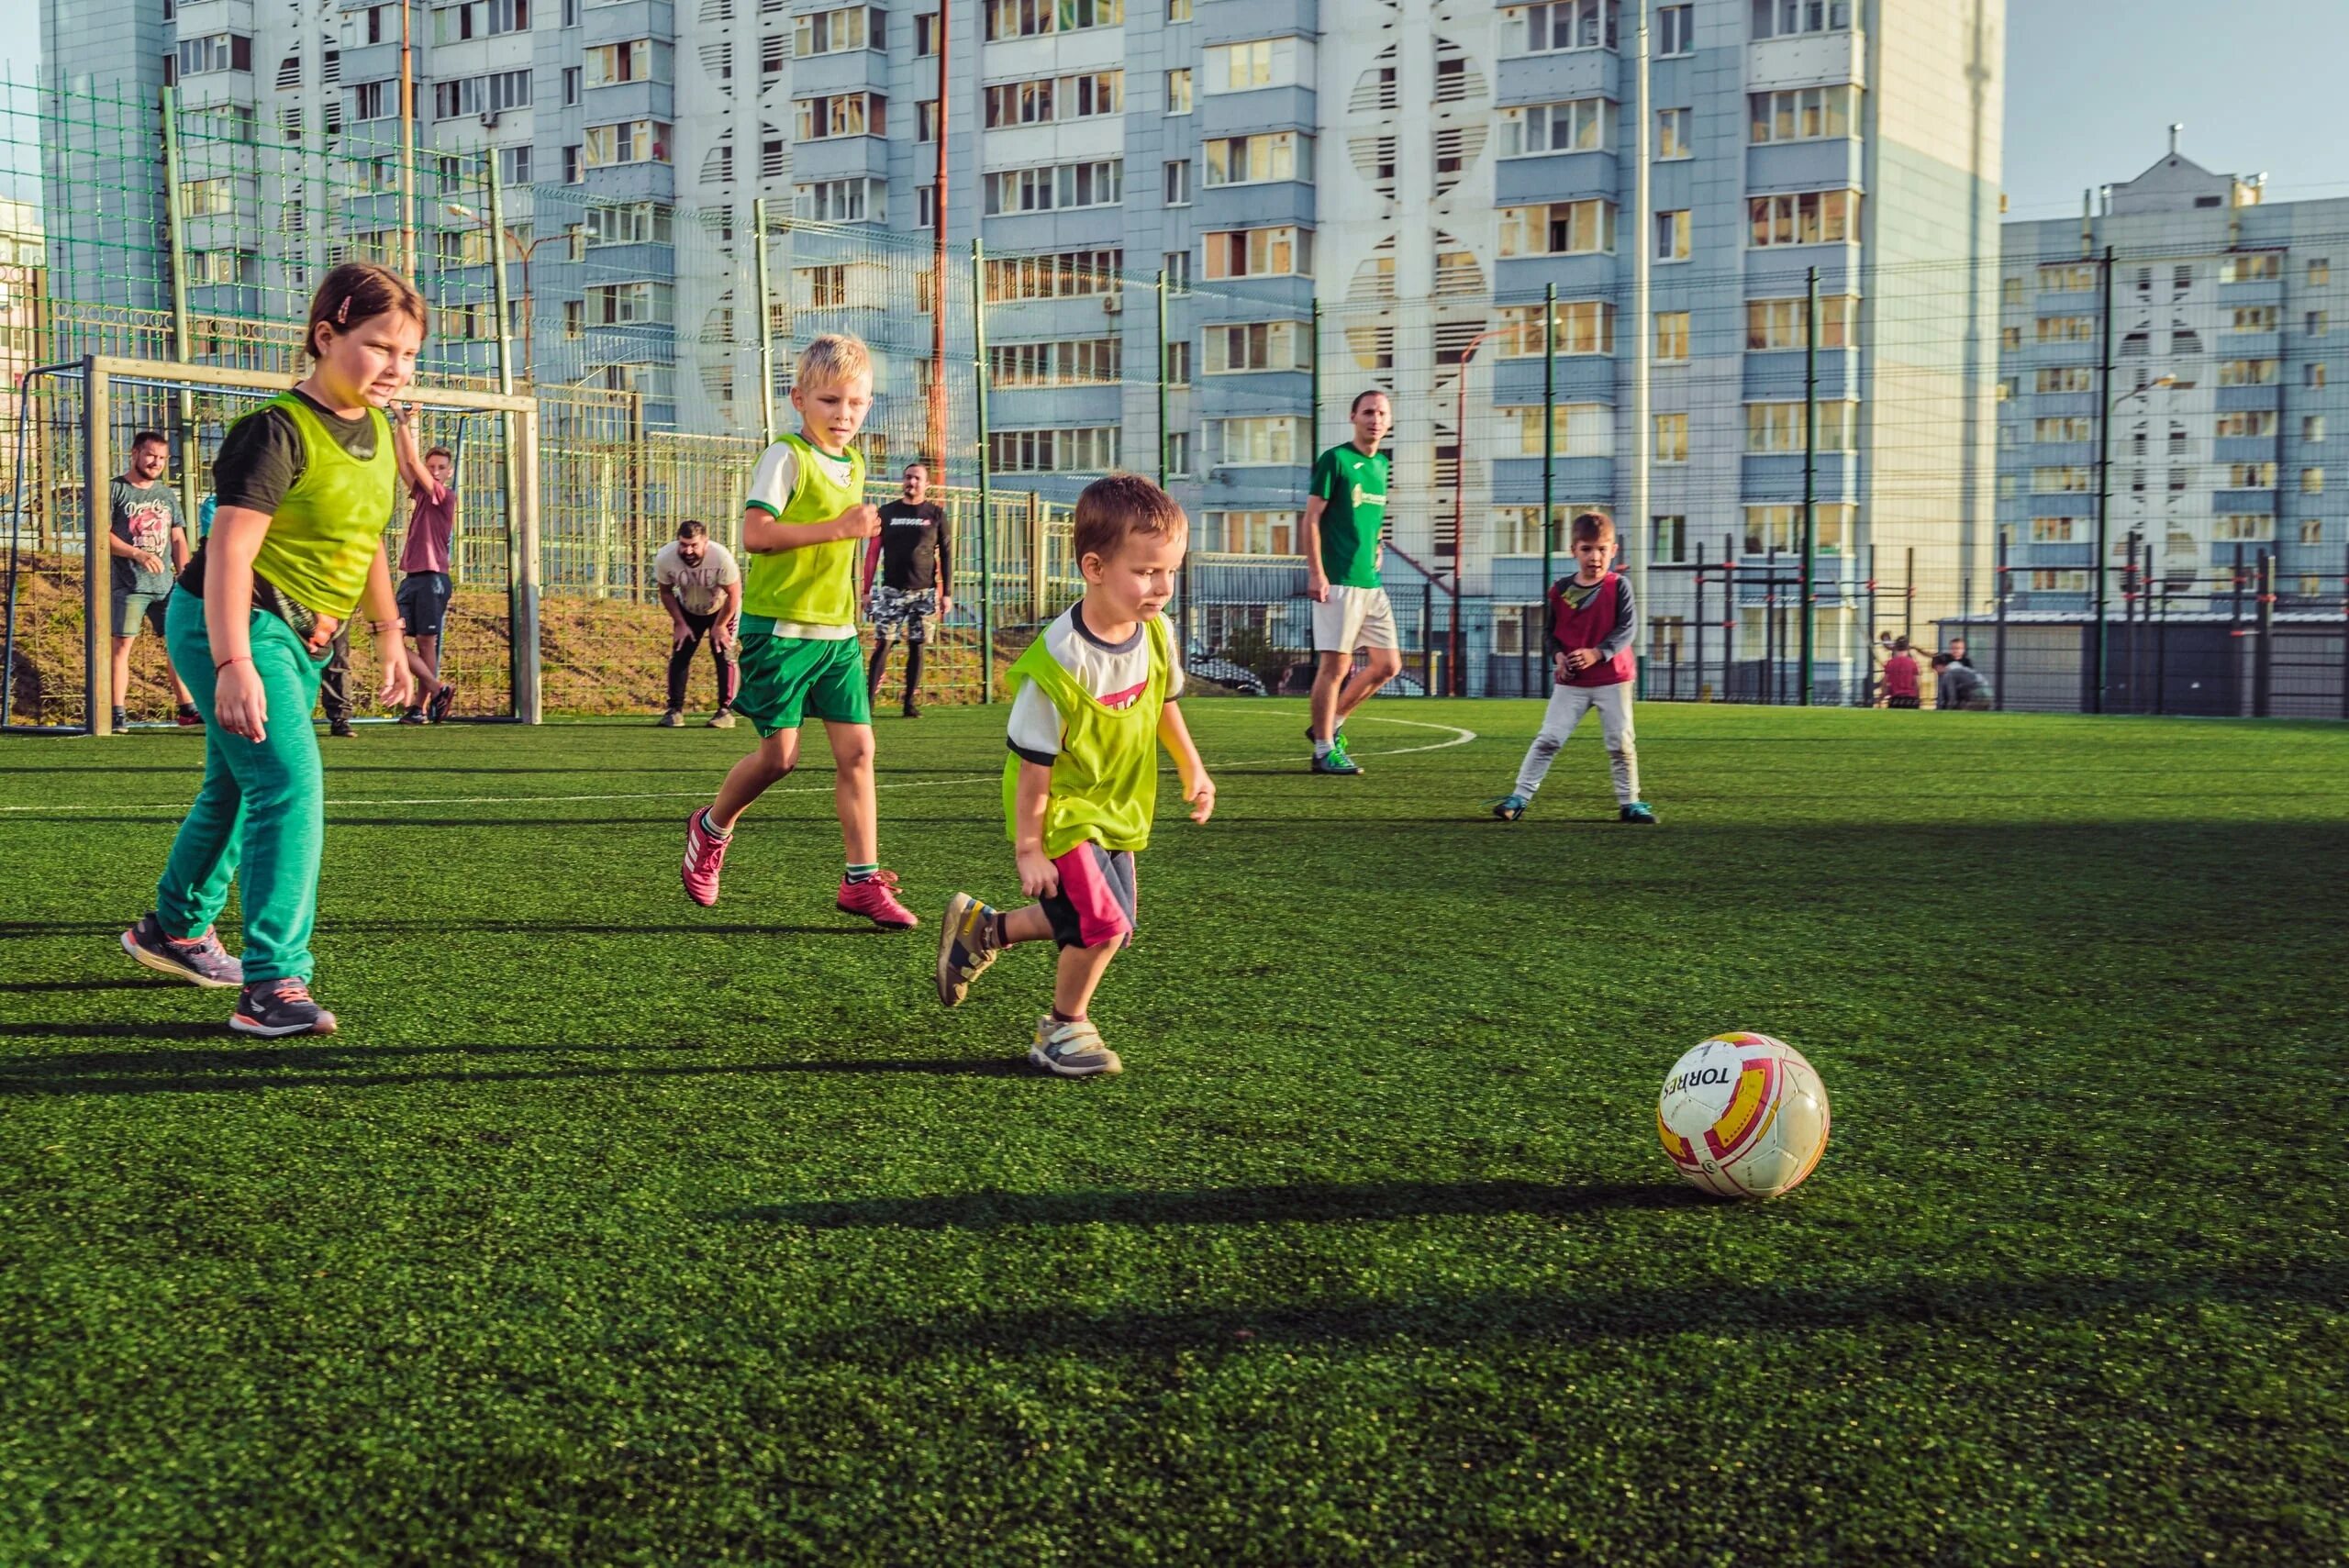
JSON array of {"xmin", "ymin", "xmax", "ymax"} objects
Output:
[
  {"xmin": 390, "ymin": 405, "xmax": 457, "ymax": 723},
  {"xmin": 1877, "ymin": 636, "xmax": 1920, "ymax": 709}
]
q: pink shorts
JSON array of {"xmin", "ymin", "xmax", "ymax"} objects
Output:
[{"xmin": 1041, "ymin": 843, "xmax": 1138, "ymax": 951}]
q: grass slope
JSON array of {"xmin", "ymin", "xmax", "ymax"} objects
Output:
[{"xmin": 2, "ymin": 702, "xmax": 2344, "ymax": 1565}]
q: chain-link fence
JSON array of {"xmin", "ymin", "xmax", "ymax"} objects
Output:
[{"xmin": 6, "ymin": 72, "xmax": 2348, "ymax": 723}]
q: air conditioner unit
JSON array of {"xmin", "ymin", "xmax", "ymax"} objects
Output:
[
  {"xmin": 480, "ymin": 109, "xmax": 499, "ymax": 129},
  {"xmin": 1101, "ymin": 295, "xmax": 1123, "ymax": 315}
]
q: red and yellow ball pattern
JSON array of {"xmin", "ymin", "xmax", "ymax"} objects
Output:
[{"xmin": 1657, "ymin": 1032, "xmax": 1831, "ymax": 1200}]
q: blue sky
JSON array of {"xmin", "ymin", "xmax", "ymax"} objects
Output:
[{"xmin": 2, "ymin": 2, "xmax": 2345, "ymax": 218}]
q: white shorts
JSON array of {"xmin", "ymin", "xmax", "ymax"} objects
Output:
[{"xmin": 1311, "ymin": 584, "xmax": 1400, "ymax": 654}]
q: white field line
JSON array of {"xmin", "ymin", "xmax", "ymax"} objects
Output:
[{"xmin": 0, "ymin": 716, "xmax": 1478, "ymax": 815}]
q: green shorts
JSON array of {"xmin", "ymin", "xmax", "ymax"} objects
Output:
[{"xmin": 733, "ymin": 631, "xmax": 870, "ymax": 735}]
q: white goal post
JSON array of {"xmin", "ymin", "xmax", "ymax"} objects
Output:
[{"xmin": 72, "ymin": 354, "xmax": 542, "ymax": 735}]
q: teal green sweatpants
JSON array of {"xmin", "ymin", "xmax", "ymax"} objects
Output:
[{"xmin": 157, "ymin": 591, "xmax": 331, "ymax": 984}]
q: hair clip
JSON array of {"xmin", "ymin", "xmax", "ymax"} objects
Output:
[{"xmin": 336, "ymin": 295, "xmax": 351, "ymax": 324}]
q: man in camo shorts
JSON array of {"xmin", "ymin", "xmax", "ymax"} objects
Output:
[{"xmin": 863, "ymin": 461, "xmax": 951, "ymax": 718}]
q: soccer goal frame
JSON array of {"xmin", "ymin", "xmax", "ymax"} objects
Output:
[{"xmin": 7, "ymin": 354, "xmax": 541, "ymax": 735}]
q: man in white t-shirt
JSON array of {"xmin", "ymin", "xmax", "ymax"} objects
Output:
[{"xmin": 653, "ymin": 519, "xmax": 744, "ymax": 728}]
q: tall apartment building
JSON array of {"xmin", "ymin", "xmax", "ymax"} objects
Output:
[
  {"xmin": 39, "ymin": 0, "xmax": 172, "ymax": 311},
  {"xmin": 1998, "ymin": 135, "xmax": 2344, "ymax": 613},
  {"xmin": 49, "ymin": 0, "xmax": 2003, "ymax": 686}
]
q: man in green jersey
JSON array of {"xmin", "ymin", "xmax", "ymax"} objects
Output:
[{"xmin": 1302, "ymin": 389, "xmax": 1405, "ymax": 774}]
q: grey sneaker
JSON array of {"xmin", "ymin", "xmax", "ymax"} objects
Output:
[
  {"xmin": 1030, "ymin": 1015, "xmax": 1121, "ymax": 1078},
  {"xmin": 936, "ymin": 892, "xmax": 1003, "ymax": 1007},
  {"xmin": 120, "ymin": 913, "xmax": 243, "ymax": 989},
  {"xmin": 705, "ymin": 709, "xmax": 738, "ymax": 728},
  {"xmin": 658, "ymin": 709, "xmax": 684, "ymax": 728},
  {"xmin": 231, "ymin": 977, "xmax": 338, "ymax": 1038}
]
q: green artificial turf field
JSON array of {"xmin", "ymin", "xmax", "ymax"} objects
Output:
[{"xmin": 3, "ymin": 701, "xmax": 2344, "ymax": 1565}]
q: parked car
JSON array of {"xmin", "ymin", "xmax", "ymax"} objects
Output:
[
  {"xmin": 1186, "ymin": 645, "xmax": 1268, "ymax": 695},
  {"xmin": 1277, "ymin": 661, "xmax": 1430, "ymax": 698}
]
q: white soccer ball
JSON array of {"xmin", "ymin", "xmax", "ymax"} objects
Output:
[{"xmin": 1657, "ymin": 1032, "xmax": 1831, "ymax": 1200}]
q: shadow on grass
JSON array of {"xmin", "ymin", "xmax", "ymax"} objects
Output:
[
  {"xmin": 781, "ymin": 1261, "xmax": 2348, "ymax": 1362},
  {"xmin": 0, "ymin": 1043, "xmax": 1029, "ymax": 1093},
  {"xmin": 713, "ymin": 1178, "xmax": 1694, "ymax": 1231},
  {"xmin": 0, "ymin": 976, "xmax": 175, "ymax": 994}
]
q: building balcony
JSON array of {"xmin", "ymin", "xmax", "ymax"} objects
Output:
[
  {"xmin": 1746, "ymin": 29, "xmax": 1865, "ymax": 93},
  {"xmin": 582, "ymin": 0, "xmax": 674, "ymax": 48},
  {"xmin": 1494, "ymin": 150, "xmax": 1619, "ymax": 206}
]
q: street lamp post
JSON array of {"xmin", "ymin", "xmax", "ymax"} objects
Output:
[
  {"xmin": 2093, "ymin": 372, "xmax": 2175, "ymax": 712},
  {"xmin": 446, "ymin": 203, "xmax": 584, "ymax": 385}
]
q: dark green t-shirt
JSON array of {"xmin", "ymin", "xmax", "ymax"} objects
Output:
[{"xmin": 1309, "ymin": 443, "xmax": 1390, "ymax": 589}]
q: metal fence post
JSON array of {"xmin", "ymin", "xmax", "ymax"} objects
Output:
[
  {"xmin": 1765, "ymin": 544, "xmax": 1779, "ymax": 705},
  {"xmin": 2092, "ymin": 242, "xmax": 2116, "ymax": 713},
  {"xmin": 2254, "ymin": 548, "xmax": 2275, "ymax": 717},
  {"xmin": 1542, "ymin": 279, "xmax": 1556, "ymax": 597},
  {"xmin": 751, "ymin": 196, "xmax": 777, "ymax": 445},
  {"xmin": 1693, "ymin": 541, "xmax": 1708, "ymax": 701},
  {"xmin": 83, "ymin": 356, "xmax": 112, "ymax": 734},
  {"xmin": 159, "ymin": 86, "xmax": 199, "ymax": 525},
  {"xmin": 2155, "ymin": 577, "xmax": 2168, "ymax": 716},
  {"xmin": 1994, "ymin": 528, "xmax": 2009, "ymax": 711},
  {"xmin": 971, "ymin": 239, "xmax": 994, "ymax": 703},
  {"xmin": 1800, "ymin": 263, "xmax": 1818, "ymax": 705},
  {"xmin": 1422, "ymin": 575, "xmax": 1434, "ymax": 695},
  {"xmin": 1903, "ymin": 545, "xmax": 1915, "ymax": 647}
]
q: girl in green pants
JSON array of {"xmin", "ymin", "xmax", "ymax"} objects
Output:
[{"xmin": 119, "ymin": 263, "xmax": 428, "ymax": 1036}]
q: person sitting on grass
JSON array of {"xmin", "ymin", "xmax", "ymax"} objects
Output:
[
  {"xmin": 1493, "ymin": 510, "xmax": 1655, "ymax": 826},
  {"xmin": 1933, "ymin": 653, "xmax": 1993, "ymax": 710},
  {"xmin": 933, "ymin": 474, "xmax": 1216, "ymax": 1079},
  {"xmin": 677, "ymin": 333, "xmax": 916, "ymax": 930},
  {"xmin": 1877, "ymin": 637, "xmax": 1921, "ymax": 708}
]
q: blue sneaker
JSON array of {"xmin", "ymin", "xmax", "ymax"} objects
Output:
[
  {"xmin": 1492, "ymin": 795, "xmax": 1529, "ymax": 822},
  {"xmin": 1620, "ymin": 801, "xmax": 1658, "ymax": 825}
]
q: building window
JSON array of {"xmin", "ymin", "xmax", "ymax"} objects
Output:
[
  {"xmin": 984, "ymin": 160, "xmax": 1123, "ymax": 216},
  {"xmin": 2300, "ymin": 518, "xmax": 2325, "ymax": 544},
  {"xmin": 1497, "ymin": 97, "xmax": 1617, "ymax": 157},
  {"xmin": 984, "ymin": 0, "xmax": 1122, "ymax": 39},
  {"xmin": 2310, "ymin": 259, "xmax": 2331, "ymax": 286},
  {"xmin": 1211, "ymin": 416, "xmax": 1309, "ymax": 465},
  {"xmin": 2305, "ymin": 415, "xmax": 2327, "ymax": 443},
  {"xmin": 1162, "ymin": 160, "xmax": 1193, "ymax": 206},
  {"xmin": 2029, "ymin": 517, "xmax": 2078, "ymax": 542},
  {"xmin": 793, "ymin": 178, "xmax": 887, "ymax": 223},
  {"xmin": 2035, "ymin": 262, "xmax": 2095, "ymax": 291},
  {"xmin": 1656, "ymin": 312, "xmax": 1689, "ymax": 361},
  {"xmin": 984, "ymin": 72, "xmax": 1123, "ymax": 128},
  {"xmin": 1204, "ymin": 319, "xmax": 1309, "ymax": 373},
  {"xmin": 562, "ymin": 67, "xmax": 581, "ymax": 105},
  {"xmin": 1651, "ymin": 514, "xmax": 1687, "ymax": 562},
  {"xmin": 1657, "ymin": 4, "xmax": 1692, "ymax": 54},
  {"xmin": 1497, "ymin": 199, "xmax": 1618, "ymax": 257},
  {"xmin": 352, "ymin": 81, "xmax": 390, "ymax": 120},
  {"xmin": 1201, "ymin": 511, "xmax": 1297, "ymax": 555},
  {"xmin": 1742, "ymin": 504, "xmax": 1852, "ymax": 554},
  {"xmin": 2220, "ymin": 253, "xmax": 2281, "ymax": 283},
  {"xmin": 2032, "ymin": 466, "xmax": 2093, "ymax": 493},
  {"xmin": 177, "ymin": 33, "xmax": 253, "ymax": 76},
  {"xmin": 1746, "ymin": 295, "xmax": 1855, "ymax": 350},
  {"xmin": 1746, "ymin": 401, "xmax": 1856, "ymax": 453},
  {"xmin": 988, "ymin": 428, "xmax": 1122, "ymax": 473},
  {"xmin": 983, "ymin": 249, "xmax": 1124, "ymax": 302},
  {"xmin": 2216, "ymin": 411, "xmax": 2277, "ymax": 439},
  {"xmin": 2216, "ymin": 515, "xmax": 2274, "ymax": 542},
  {"xmin": 2028, "ymin": 570, "xmax": 2088, "ymax": 593},
  {"xmin": 584, "ymin": 280, "xmax": 674, "ymax": 325},
  {"xmin": 584, "ymin": 39, "xmax": 670, "ymax": 87},
  {"xmin": 1748, "ymin": 85, "xmax": 1855, "ymax": 144},
  {"xmin": 1203, "ymin": 132, "xmax": 1310, "ymax": 186},
  {"xmin": 796, "ymin": 6, "xmax": 884, "ymax": 54},
  {"xmin": 1204, "ymin": 36, "xmax": 1307, "ymax": 93},
  {"xmin": 2219, "ymin": 358, "xmax": 2280, "ymax": 386},
  {"xmin": 2308, "ymin": 361, "xmax": 2329, "ymax": 389},
  {"xmin": 1655, "ymin": 107, "xmax": 1692, "ymax": 160},
  {"xmin": 2000, "ymin": 326, "xmax": 2021, "ymax": 350},
  {"xmin": 1746, "ymin": 190, "xmax": 1858, "ymax": 247},
  {"xmin": 1203, "ymin": 226, "xmax": 1311, "ymax": 281},
  {"xmin": 2304, "ymin": 467, "xmax": 2325, "ymax": 494},
  {"xmin": 987, "ymin": 338, "xmax": 1122, "ymax": 387},
  {"xmin": 1751, "ymin": 0, "xmax": 1851, "ymax": 38},
  {"xmin": 2229, "ymin": 305, "xmax": 2278, "ymax": 332},
  {"xmin": 2035, "ymin": 316, "xmax": 2095, "ymax": 344},
  {"xmin": 1654, "ymin": 209, "xmax": 1690, "ymax": 261},
  {"xmin": 1163, "ymin": 339, "xmax": 1192, "ymax": 386},
  {"xmin": 1510, "ymin": 403, "xmax": 1613, "ymax": 458},
  {"xmin": 434, "ymin": 69, "xmax": 534, "ymax": 119},
  {"xmin": 1165, "ymin": 69, "xmax": 1192, "ymax": 114},
  {"xmin": 2002, "ymin": 277, "xmax": 2022, "ymax": 306},
  {"xmin": 917, "ymin": 100, "xmax": 941, "ymax": 143},
  {"xmin": 563, "ymin": 145, "xmax": 583, "ymax": 183},
  {"xmin": 796, "ymin": 93, "xmax": 885, "ymax": 140},
  {"xmin": 498, "ymin": 145, "xmax": 531, "ymax": 185},
  {"xmin": 1163, "ymin": 251, "xmax": 1191, "ymax": 293},
  {"xmin": 2032, "ymin": 417, "xmax": 2092, "ymax": 442},
  {"xmin": 2224, "ymin": 462, "xmax": 2277, "ymax": 489},
  {"xmin": 915, "ymin": 12, "xmax": 941, "ymax": 54},
  {"xmin": 582, "ymin": 120, "xmax": 670, "ymax": 167},
  {"xmin": 584, "ymin": 202, "xmax": 673, "ymax": 246},
  {"xmin": 1654, "ymin": 413, "xmax": 1687, "ymax": 463},
  {"xmin": 2035, "ymin": 366, "xmax": 2093, "ymax": 393},
  {"xmin": 1495, "ymin": 301, "xmax": 1615, "ymax": 357},
  {"xmin": 1511, "ymin": 0, "xmax": 1620, "ymax": 54},
  {"xmin": 434, "ymin": 0, "xmax": 529, "ymax": 42}
]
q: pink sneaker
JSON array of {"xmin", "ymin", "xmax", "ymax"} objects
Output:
[
  {"xmin": 682, "ymin": 810, "xmax": 731, "ymax": 906},
  {"xmin": 837, "ymin": 869, "xmax": 918, "ymax": 929}
]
